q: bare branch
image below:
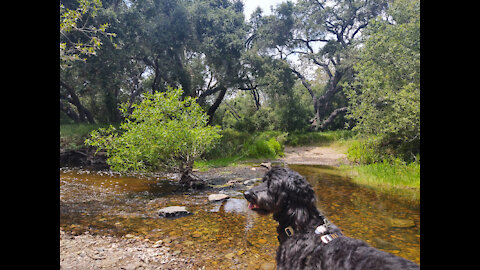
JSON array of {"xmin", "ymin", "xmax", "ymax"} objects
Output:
[
  {"xmin": 319, "ymin": 107, "xmax": 347, "ymax": 130},
  {"xmin": 290, "ymin": 68, "xmax": 315, "ymax": 99}
]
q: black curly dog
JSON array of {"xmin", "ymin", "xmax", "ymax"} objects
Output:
[{"xmin": 244, "ymin": 166, "xmax": 419, "ymax": 270}]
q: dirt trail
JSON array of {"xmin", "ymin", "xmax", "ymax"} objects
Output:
[{"xmin": 279, "ymin": 145, "xmax": 349, "ymax": 166}]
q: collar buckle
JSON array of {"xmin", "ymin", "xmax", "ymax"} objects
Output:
[
  {"xmin": 320, "ymin": 233, "xmax": 340, "ymax": 244},
  {"xmin": 284, "ymin": 226, "xmax": 294, "ymax": 237}
]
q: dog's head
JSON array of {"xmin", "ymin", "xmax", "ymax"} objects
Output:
[{"xmin": 244, "ymin": 166, "xmax": 319, "ymax": 229}]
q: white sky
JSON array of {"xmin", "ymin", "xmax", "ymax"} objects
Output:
[{"xmin": 242, "ymin": 0, "xmax": 294, "ymax": 20}]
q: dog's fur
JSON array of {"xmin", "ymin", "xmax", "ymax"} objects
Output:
[{"xmin": 244, "ymin": 166, "xmax": 419, "ymax": 270}]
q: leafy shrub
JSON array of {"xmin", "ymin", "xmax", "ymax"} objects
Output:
[
  {"xmin": 286, "ymin": 130, "xmax": 355, "ymax": 146},
  {"xmin": 242, "ymin": 137, "xmax": 283, "ymax": 159},
  {"xmin": 203, "ymin": 129, "xmax": 286, "ymax": 161},
  {"xmin": 346, "ymin": 138, "xmax": 383, "ymax": 164},
  {"xmin": 202, "ymin": 128, "xmax": 251, "ymax": 159},
  {"xmin": 85, "ymin": 87, "xmax": 222, "ymax": 172}
]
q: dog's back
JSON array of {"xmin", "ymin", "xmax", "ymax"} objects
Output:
[{"xmin": 277, "ymin": 230, "xmax": 419, "ymax": 270}]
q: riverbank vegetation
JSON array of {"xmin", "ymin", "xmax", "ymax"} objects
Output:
[{"xmin": 60, "ymin": 0, "xmax": 419, "ymax": 196}]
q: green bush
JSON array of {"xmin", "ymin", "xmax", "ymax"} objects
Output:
[
  {"xmin": 346, "ymin": 138, "xmax": 383, "ymax": 164},
  {"xmin": 60, "ymin": 123, "xmax": 111, "ymax": 150},
  {"xmin": 85, "ymin": 87, "xmax": 222, "ymax": 172},
  {"xmin": 346, "ymin": 135, "xmax": 420, "ymax": 165},
  {"xmin": 286, "ymin": 130, "xmax": 355, "ymax": 146},
  {"xmin": 202, "ymin": 128, "xmax": 251, "ymax": 159},
  {"xmin": 203, "ymin": 129, "xmax": 286, "ymax": 161},
  {"xmin": 242, "ymin": 137, "xmax": 283, "ymax": 159}
]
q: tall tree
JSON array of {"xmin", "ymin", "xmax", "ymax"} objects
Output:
[
  {"xmin": 61, "ymin": 0, "xmax": 250, "ymax": 124},
  {"xmin": 344, "ymin": 0, "xmax": 420, "ymax": 160},
  {"xmin": 187, "ymin": 0, "xmax": 248, "ymax": 122},
  {"xmin": 248, "ymin": 0, "xmax": 387, "ymax": 130}
]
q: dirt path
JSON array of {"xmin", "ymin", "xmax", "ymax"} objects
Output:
[{"xmin": 278, "ymin": 145, "xmax": 349, "ymax": 166}]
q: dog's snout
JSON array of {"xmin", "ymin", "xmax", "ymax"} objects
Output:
[{"xmin": 244, "ymin": 190, "xmax": 254, "ymax": 201}]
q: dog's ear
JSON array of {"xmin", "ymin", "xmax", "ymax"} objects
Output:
[{"xmin": 284, "ymin": 176, "xmax": 318, "ymax": 230}]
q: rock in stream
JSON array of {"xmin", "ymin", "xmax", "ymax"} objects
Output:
[{"xmin": 158, "ymin": 206, "xmax": 191, "ymax": 218}]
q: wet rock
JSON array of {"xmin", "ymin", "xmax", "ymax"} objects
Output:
[
  {"xmin": 387, "ymin": 217, "xmax": 415, "ymax": 228},
  {"xmin": 158, "ymin": 206, "xmax": 191, "ymax": 218},
  {"xmin": 260, "ymin": 262, "xmax": 275, "ymax": 270},
  {"xmin": 208, "ymin": 193, "xmax": 230, "ymax": 202}
]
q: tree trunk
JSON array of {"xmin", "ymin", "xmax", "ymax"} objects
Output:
[
  {"xmin": 179, "ymin": 161, "xmax": 205, "ymax": 189},
  {"xmin": 60, "ymin": 100, "xmax": 80, "ymax": 123},
  {"xmin": 60, "ymin": 80, "xmax": 96, "ymax": 124},
  {"xmin": 297, "ymin": 69, "xmax": 345, "ymax": 131},
  {"xmin": 179, "ymin": 170, "xmax": 205, "ymax": 189},
  {"xmin": 206, "ymin": 85, "xmax": 227, "ymax": 125}
]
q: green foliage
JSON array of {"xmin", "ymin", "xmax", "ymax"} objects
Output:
[
  {"xmin": 344, "ymin": 0, "xmax": 420, "ymax": 162},
  {"xmin": 346, "ymin": 136, "xmax": 420, "ymax": 165},
  {"xmin": 60, "ymin": 0, "xmax": 117, "ymax": 68},
  {"xmin": 201, "ymin": 129, "xmax": 286, "ymax": 166},
  {"xmin": 217, "ymin": 81, "xmax": 313, "ymax": 133},
  {"xmin": 286, "ymin": 130, "xmax": 355, "ymax": 146},
  {"xmin": 243, "ymin": 137, "xmax": 283, "ymax": 159},
  {"xmin": 344, "ymin": 159, "xmax": 420, "ymax": 190},
  {"xmin": 60, "ymin": 123, "xmax": 111, "ymax": 150},
  {"xmin": 203, "ymin": 128, "xmax": 251, "ymax": 159},
  {"xmin": 346, "ymin": 137, "xmax": 384, "ymax": 164},
  {"xmin": 85, "ymin": 87, "xmax": 222, "ymax": 172}
]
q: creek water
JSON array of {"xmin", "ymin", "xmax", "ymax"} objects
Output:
[{"xmin": 60, "ymin": 165, "xmax": 420, "ymax": 269}]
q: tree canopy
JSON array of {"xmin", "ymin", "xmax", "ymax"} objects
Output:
[{"xmin": 61, "ymin": 0, "xmax": 420, "ymax": 165}]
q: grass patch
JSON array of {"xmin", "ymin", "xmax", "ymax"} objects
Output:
[
  {"xmin": 199, "ymin": 129, "xmax": 286, "ymax": 168},
  {"xmin": 340, "ymin": 160, "xmax": 420, "ymax": 203},
  {"xmin": 60, "ymin": 123, "xmax": 113, "ymax": 150},
  {"xmin": 343, "ymin": 160, "xmax": 419, "ymax": 188},
  {"xmin": 194, "ymin": 155, "xmax": 243, "ymax": 171},
  {"xmin": 285, "ymin": 130, "xmax": 355, "ymax": 146}
]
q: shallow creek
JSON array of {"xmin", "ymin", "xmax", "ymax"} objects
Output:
[{"xmin": 60, "ymin": 165, "xmax": 420, "ymax": 268}]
